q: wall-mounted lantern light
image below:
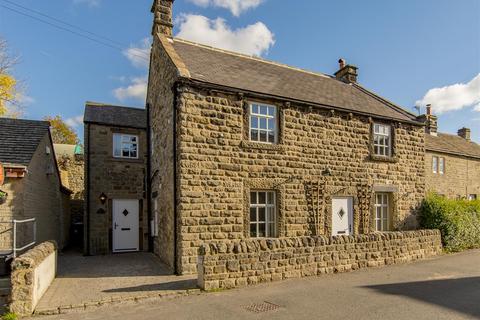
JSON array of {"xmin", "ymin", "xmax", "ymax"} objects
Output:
[{"xmin": 99, "ymin": 193, "xmax": 107, "ymax": 204}]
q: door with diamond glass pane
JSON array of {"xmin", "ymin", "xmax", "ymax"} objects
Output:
[
  {"xmin": 331, "ymin": 197, "xmax": 353, "ymax": 236},
  {"xmin": 112, "ymin": 199, "xmax": 139, "ymax": 252}
]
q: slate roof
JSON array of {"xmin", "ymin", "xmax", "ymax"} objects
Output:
[
  {"xmin": 0, "ymin": 118, "xmax": 50, "ymax": 166},
  {"xmin": 170, "ymin": 39, "xmax": 417, "ymax": 123},
  {"xmin": 84, "ymin": 102, "xmax": 147, "ymax": 129},
  {"xmin": 426, "ymin": 133, "xmax": 480, "ymax": 159}
]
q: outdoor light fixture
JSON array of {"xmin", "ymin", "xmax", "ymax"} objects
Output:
[{"xmin": 99, "ymin": 193, "xmax": 107, "ymax": 204}]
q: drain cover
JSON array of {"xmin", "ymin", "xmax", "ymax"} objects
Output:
[{"xmin": 243, "ymin": 301, "xmax": 281, "ymax": 313}]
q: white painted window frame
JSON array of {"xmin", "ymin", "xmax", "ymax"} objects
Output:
[
  {"xmin": 373, "ymin": 123, "xmax": 392, "ymax": 157},
  {"xmin": 249, "ymin": 103, "xmax": 278, "ymax": 144},
  {"xmin": 374, "ymin": 193, "xmax": 390, "ymax": 232},
  {"xmin": 432, "ymin": 156, "xmax": 438, "ymax": 174},
  {"xmin": 439, "ymin": 157, "xmax": 445, "ymax": 175},
  {"xmin": 249, "ymin": 191, "xmax": 277, "ymax": 238},
  {"xmin": 113, "ymin": 133, "xmax": 139, "ymax": 159}
]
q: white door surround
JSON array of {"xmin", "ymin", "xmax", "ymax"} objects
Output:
[
  {"xmin": 332, "ymin": 197, "xmax": 353, "ymax": 236},
  {"xmin": 112, "ymin": 199, "xmax": 139, "ymax": 253}
]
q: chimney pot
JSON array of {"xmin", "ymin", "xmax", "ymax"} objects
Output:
[
  {"xmin": 426, "ymin": 104, "xmax": 432, "ymax": 115},
  {"xmin": 334, "ymin": 58, "xmax": 358, "ymax": 83},
  {"xmin": 458, "ymin": 127, "xmax": 471, "ymax": 141}
]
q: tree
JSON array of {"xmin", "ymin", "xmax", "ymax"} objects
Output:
[
  {"xmin": 0, "ymin": 38, "xmax": 21, "ymax": 117},
  {"xmin": 44, "ymin": 115, "xmax": 80, "ymax": 145}
]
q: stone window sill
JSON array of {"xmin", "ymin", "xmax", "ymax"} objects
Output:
[
  {"xmin": 108, "ymin": 157, "xmax": 144, "ymax": 164},
  {"xmin": 369, "ymin": 154, "xmax": 398, "ymax": 163},
  {"xmin": 241, "ymin": 141, "xmax": 285, "ymax": 152}
]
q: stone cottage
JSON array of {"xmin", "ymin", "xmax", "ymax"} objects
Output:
[
  {"xmin": 83, "ymin": 102, "xmax": 148, "ymax": 255},
  {"xmin": 419, "ymin": 105, "xmax": 480, "ymax": 200},
  {"xmin": 146, "ymin": 0, "xmax": 426, "ymax": 275},
  {"xmin": 0, "ymin": 118, "xmax": 69, "ymax": 253}
]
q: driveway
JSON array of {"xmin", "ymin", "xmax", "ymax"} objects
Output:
[
  {"xmin": 35, "ymin": 249, "xmax": 480, "ymax": 320},
  {"xmin": 35, "ymin": 251, "xmax": 197, "ymax": 314}
]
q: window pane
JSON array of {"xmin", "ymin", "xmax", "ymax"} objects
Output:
[
  {"xmin": 268, "ymin": 223, "xmax": 275, "ymax": 237},
  {"xmin": 251, "ymin": 129, "xmax": 259, "ymax": 141},
  {"xmin": 250, "ymin": 192, "xmax": 257, "ymax": 204},
  {"xmin": 267, "ymin": 192, "xmax": 274, "ymax": 204},
  {"xmin": 258, "ymin": 223, "xmax": 266, "ymax": 237},
  {"xmin": 268, "ymin": 106, "xmax": 275, "ymax": 116},
  {"xmin": 260, "ymin": 118, "xmax": 267, "ymax": 129},
  {"xmin": 250, "ymin": 224, "xmax": 257, "ymax": 237},
  {"xmin": 251, "ymin": 116, "xmax": 258, "ymax": 129},
  {"xmin": 268, "ymin": 118, "xmax": 275, "ymax": 130},
  {"xmin": 268, "ymin": 132, "xmax": 275, "ymax": 143},
  {"xmin": 377, "ymin": 220, "xmax": 382, "ymax": 231},
  {"xmin": 250, "ymin": 208, "xmax": 257, "ymax": 222},
  {"xmin": 113, "ymin": 134, "xmax": 121, "ymax": 156},
  {"xmin": 260, "ymin": 105, "xmax": 268, "ymax": 115},
  {"xmin": 260, "ymin": 131, "xmax": 267, "ymax": 142},
  {"xmin": 258, "ymin": 207, "xmax": 266, "ymax": 222},
  {"xmin": 258, "ymin": 192, "xmax": 266, "ymax": 204},
  {"xmin": 252, "ymin": 104, "xmax": 259, "ymax": 114}
]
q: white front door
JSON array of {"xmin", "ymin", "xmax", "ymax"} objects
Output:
[
  {"xmin": 332, "ymin": 197, "xmax": 353, "ymax": 236},
  {"xmin": 112, "ymin": 199, "xmax": 139, "ymax": 253}
]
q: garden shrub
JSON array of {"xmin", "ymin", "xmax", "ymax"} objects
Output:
[{"xmin": 419, "ymin": 193, "xmax": 480, "ymax": 252}]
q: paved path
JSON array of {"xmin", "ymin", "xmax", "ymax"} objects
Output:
[
  {"xmin": 35, "ymin": 251, "xmax": 197, "ymax": 314},
  {"xmin": 35, "ymin": 250, "xmax": 480, "ymax": 320}
]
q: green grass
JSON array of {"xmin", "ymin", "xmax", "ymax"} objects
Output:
[{"xmin": 2, "ymin": 312, "xmax": 18, "ymax": 320}]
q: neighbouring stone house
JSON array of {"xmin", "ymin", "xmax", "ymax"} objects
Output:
[
  {"xmin": 83, "ymin": 102, "xmax": 149, "ymax": 255},
  {"xmin": 53, "ymin": 144, "xmax": 85, "ymax": 246},
  {"xmin": 419, "ymin": 105, "xmax": 480, "ymax": 200},
  {"xmin": 0, "ymin": 118, "xmax": 70, "ymax": 252},
  {"xmin": 146, "ymin": 0, "xmax": 426, "ymax": 275}
]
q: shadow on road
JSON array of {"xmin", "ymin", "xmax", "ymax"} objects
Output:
[
  {"xmin": 102, "ymin": 279, "xmax": 197, "ymax": 293},
  {"xmin": 363, "ymin": 276, "xmax": 480, "ymax": 318}
]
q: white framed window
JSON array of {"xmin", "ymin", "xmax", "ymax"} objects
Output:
[
  {"xmin": 432, "ymin": 156, "xmax": 445, "ymax": 174},
  {"xmin": 249, "ymin": 103, "xmax": 277, "ymax": 144},
  {"xmin": 250, "ymin": 191, "xmax": 276, "ymax": 238},
  {"xmin": 374, "ymin": 193, "xmax": 390, "ymax": 231},
  {"xmin": 373, "ymin": 123, "xmax": 392, "ymax": 157},
  {"xmin": 113, "ymin": 133, "xmax": 138, "ymax": 159},
  {"xmin": 439, "ymin": 157, "xmax": 445, "ymax": 174}
]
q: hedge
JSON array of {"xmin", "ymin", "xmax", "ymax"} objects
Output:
[{"xmin": 419, "ymin": 193, "xmax": 480, "ymax": 252}]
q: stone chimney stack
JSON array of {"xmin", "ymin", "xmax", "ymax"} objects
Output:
[
  {"xmin": 416, "ymin": 104, "xmax": 438, "ymax": 136},
  {"xmin": 458, "ymin": 127, "xmax": 471, "ymax": 141},
  {"xmin": 334, "ymin": 58, "xmax": 358, "ymax": 83},
  {"xmin": 151, "ymin": 0, "xmax": 174, "ymax": 37}
]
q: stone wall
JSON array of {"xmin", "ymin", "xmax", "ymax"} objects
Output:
[
  {"xmin": 173, "ymin": 85, "xmax": 425, "ymax": 274},
  {"xmin": 85, "ymin": 123, "xmax": 148, "ymax": 255},
  {"xmin": 425, "ymin": 151, "xmax": 480, "ymax": 199},
  {"xmin": 198, "ymin": 230, "xmax": 442, "ymax": 290},
  {"xmin": 10, "ymin": 241, "xmax": 57, "ymax": 316},
  {"xmin": 147, "ymin": 34, "xmax": 183, "ymax": 270},
  {"xmin": 58, "ymin": 154, "xmax": 85, "ymax": 224}
]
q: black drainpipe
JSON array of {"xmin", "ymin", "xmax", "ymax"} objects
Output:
[
  {"xmin": 85, "ymin": 123, "xmax": 91, "ymax": 255},
  {"xmin": 146, "ymin": 103, "xmax": 153, "ymax": 252},
  {"xmin": 173, "ymin": 83, "xmax": 179, "ymax": 275}
]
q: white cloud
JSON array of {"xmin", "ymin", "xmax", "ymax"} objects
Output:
[
  {"xmin": 65, "ymin": 115, "xmax": 84, "ymax": 128},
  {"xmin": 176, "ymin": 14, "xmax": 274, "ymax": 56},
  {"xmin": 73, "ymin": 0, "xmax": 101, "ymax": 7},
  {"xmin": 415, "ymin": 73, "xmax": 480, "ymax": 114},
  {"xmin": 123, "ymin": 38, "xmax": 151, "ymax": 69},
  {"xmin": 113, "ymin": 77, "xmax": 147, "ymax": 102},
  {"xmin": 189, "ymin": 0, "xmax": 264, "ymax": 16}
]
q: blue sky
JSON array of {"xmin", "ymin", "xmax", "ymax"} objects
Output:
[{"xmin": 0, "ymin": 0, "xmax": 479, "ymax": 141}]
